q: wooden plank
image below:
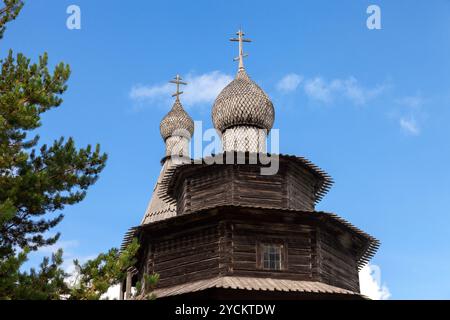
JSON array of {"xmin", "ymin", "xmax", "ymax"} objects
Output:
[{"xmin": 156, "ymin": 258, "xmax": 219, "ymax": 278}]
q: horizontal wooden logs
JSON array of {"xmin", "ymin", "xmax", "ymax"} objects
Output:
[
  {"xmin": 141, "ymin": 210, "xmax": 363, "ymax": 294},
  {"xmin": 174, "ymin": 160, "xmax": 321, "ymax": 215}
]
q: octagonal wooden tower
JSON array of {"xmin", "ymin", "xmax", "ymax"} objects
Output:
[{"xmin": 121, "ymin": 153, "xmax": 379, "ymax": 300}]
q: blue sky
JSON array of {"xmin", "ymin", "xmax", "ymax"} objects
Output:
[{"xmin": 2, "ymin": 0, "xmax": 450, "ymax": 299}]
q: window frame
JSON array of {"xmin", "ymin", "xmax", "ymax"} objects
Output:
[{"xmin": 256, "ymin": 240, "xmax": 287, "ymax": 271}]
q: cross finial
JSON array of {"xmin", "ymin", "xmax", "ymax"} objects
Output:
[
  {"xmin": 169, "ymin": 74, "xmax": 187, "ymax": 100},
  {"xmin": 230, "ymin": 28, "xmax": 251, "ymax": 71}
]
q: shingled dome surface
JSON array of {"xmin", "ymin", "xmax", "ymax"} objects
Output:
[
  {"xmin": 160, "ymin": 99, "xmax": 194, "ymax": 141},
  {"xmin": 212, "ymin": 69, "xmax": 275, "ymax": 133}
]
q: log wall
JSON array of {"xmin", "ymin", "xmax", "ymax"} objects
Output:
[
  {"xmin": 142, "ymin": 210, "xmax": 361, "ymax": 293},
  {"xmin": 146, "ymin": 223, "xmax": 221, "ymax": 288},
  {"xmin": 317, "ymin": 227, "xmax": 360, "ymax": 292},
  {"xmin": 175, "ymin": 160, "xmax": 318, "ymax": 216}
]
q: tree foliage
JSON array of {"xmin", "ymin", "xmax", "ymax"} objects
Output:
[
  {"xmin": 0, "ymin": 246, "xmax": 28, "ymax": 299},
  {"xmin": 0, "ymin": 248, "xmax": 70, "ymax": 299},
  {"xmin": 0, "ymin": 239, "xmax": 145, "ymax": 300},
  {"xmin": 0, "ymin": 2, "xmax": 107, "ymax": 255},
  {"xmin": 0, "ymin": 0, "xmax": 23, "ymax": 39},
  {"xmin": 0, "ymin": 247, "xmax": 69, "ymax": 300},
  {"xmin": 0, "ymin": 0, "xmax": 132, "ymax": 300},
  {"xmin": 69, "ymin": 239, "xmax": 140, "ymax": 300},
  {"xmin": 136, "ymin": 273, "xmax": 159, "ymax": 300}
]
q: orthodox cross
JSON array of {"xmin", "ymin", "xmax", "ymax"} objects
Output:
[
  {"xmin": 230, "ymin": 29, "xmax": 252, "ymax": 70},
  {"xmin": 170, "ymin": 74, "xmax": 187, "ymax": 99}
]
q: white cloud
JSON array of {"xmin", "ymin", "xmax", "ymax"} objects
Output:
[
  {"xmin": 101, "ymin": 284, "xmax": 121, "ymax": 300},
  {"xmin": 395, "ymin": 95, "xmax": 424, "ymax": 109},
  {"xmin": 394, "ymin": 94, "xmax": 425, "ymax": 136},
  {"xmin": 359, "ymin": 264, "xmax": 391, "ymax": 300},
  {"xmin": 276, "ymin": 73, "xmax": 386, "ymax": 105},
  {"xmin": 130, "ymin": 83, "xmax": 171, "ymax": 102},
  {"xmin": 341, "ymin": 77, "xmax": 385, "ymax": 105},
  {"xmin": 38, "ymin": 240, "xmax": 79, "ymax": 256},
  {"xmin": 303, "ymin": 76, "xmax": 385, "ymax": 105},
  {"xmin": 304, "ymin": 77, "xmax": 334, "ymax": 103},
  {"xmin": 276, "ymin": 73, "xmax": 303, "ymax": 93},
  {"xmin": 399, "ymin": 116, "xmax": 420, "ymax": 135},
  {"xmin": 130, "ymin": 71, "xmax": 232, "ymax": 108},
  {"xmin": 63, "ymin": 254, "xmax": 97, "ymax": 289}
]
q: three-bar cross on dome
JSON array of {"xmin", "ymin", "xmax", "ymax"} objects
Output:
[
  {"xmin": 159, "ymin": 75, "xmax": 194, "ymax": 158},
  {"xmin": 141, "ymin": 74, "xmax": 194, "ymax": 225},
  {"xmin": 212, "ymin": 29, "xmax": 275, "ymax": 153}
]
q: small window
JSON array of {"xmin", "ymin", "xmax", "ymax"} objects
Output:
[{"xmin": 261, "ymin": 244, "xmax": 283, "ymax": 270}]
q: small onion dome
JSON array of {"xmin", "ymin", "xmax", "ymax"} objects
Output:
[
  {"xmin": 160, "ymin": 98, "xmax": 194, "ymax": 141},
  {"xmin": 212, "ymin": 69, "xmax": 275, "ymax": 133}
]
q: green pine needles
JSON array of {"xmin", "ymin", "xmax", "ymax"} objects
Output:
[{"xmin": 0, "ymin": 1, "xmax": 150, "ymax": 300}]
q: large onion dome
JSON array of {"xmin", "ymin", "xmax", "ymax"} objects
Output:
[
  {"xmin": 212, "ymin": 69, "xmax": 275, "ymax": 133},
  {"xmin": 160, "ymin": 98, "xmax": 194, "ymax": 141}
]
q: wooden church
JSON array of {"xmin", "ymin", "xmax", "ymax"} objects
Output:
[{"xmin": 120, "ymin": 30, "xmax": 379, "ymax": 300}]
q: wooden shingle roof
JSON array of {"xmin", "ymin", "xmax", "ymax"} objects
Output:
[
  {"xmin": 121, "ymin": 205, "xmax": 379, "ymax": 269},
  {"xmin": 151, "ymin": 276, "xmax": 364, "ymax": 299}
]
